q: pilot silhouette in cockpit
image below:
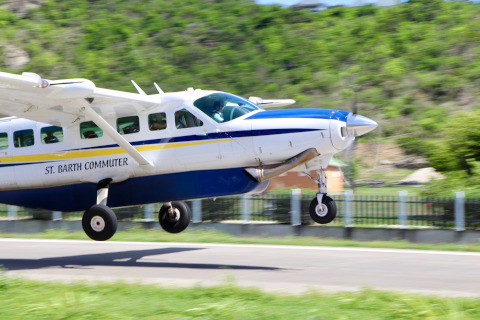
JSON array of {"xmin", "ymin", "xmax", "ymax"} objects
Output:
[{"xmin": 210, "ymin": 100, "xmax": 225, "ymax": 123}]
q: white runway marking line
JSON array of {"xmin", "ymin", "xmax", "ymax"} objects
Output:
[{"xmin": 1, "ymin": 238, "xmax": 480, "ymax": 257}]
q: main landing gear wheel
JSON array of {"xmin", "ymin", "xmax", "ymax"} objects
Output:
[
  {"xmin": 159, "ymin": 201, "xmax": 191, "ymax": 233},
  {"xmin": 309, "ymin": 196, "xmax": 337, "ymax": 224},
  {"xmin": 82, "ymin": 204, "xmax": 118, "ymax": 241}
]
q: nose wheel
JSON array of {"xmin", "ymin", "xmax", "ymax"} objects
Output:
[
  {"xmin": 305, "ymin": 168, "xmax": 337, "ymax": 224},
  {"xmin": 309, "ymin": 196, "xmax": 337, "ymax": 224}
]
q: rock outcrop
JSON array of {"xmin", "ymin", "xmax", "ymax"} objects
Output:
[
  {"xmin": 398, "ymin": 167, "xmax": 445, "ymax": 185},
  {"xmin": 2, "ymin": 45, "xmax": 30, "ymax": 69},
  {"xmin": 1, "ymin": 0, "xmax": 45, "ymax": 18}
]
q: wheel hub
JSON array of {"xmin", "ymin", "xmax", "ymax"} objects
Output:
[
  {"xmin": 314, "ymin": 203, "xmax": 328, "ymax": 217},
  {"xmin": 91, "ymin": 215, "xmax": 106, "ymax": 232},
  {"xmin": 167, "ymin": 208, "xmax": 181, "ymax": 222}
]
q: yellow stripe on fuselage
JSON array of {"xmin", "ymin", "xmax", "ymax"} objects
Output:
[{"xmin": 0, "ymin": 138, "xmax": 236, "ymax": 164}]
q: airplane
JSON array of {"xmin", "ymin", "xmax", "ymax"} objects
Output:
[{"xmin": 0, "ymin": 71, "xmax": 377, "ymax": 241}]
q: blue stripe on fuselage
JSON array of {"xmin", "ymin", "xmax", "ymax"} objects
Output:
[{"xmin": 245, "ymin": 109, "xmax": 349, "ymax": 122}]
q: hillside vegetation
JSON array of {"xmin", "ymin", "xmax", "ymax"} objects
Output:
[{"xmin": 1, "ymin": 0, "xmax": 480, "ymax": 194}]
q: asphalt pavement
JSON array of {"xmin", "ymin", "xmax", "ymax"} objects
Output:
[{"xmin": 0, "ymin": 238, "xmax": 479, "ymax": 296}]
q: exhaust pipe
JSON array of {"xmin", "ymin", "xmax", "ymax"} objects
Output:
[{"xmin": 245, "ymin": 148, "xmax": 319, "ymax": 182}]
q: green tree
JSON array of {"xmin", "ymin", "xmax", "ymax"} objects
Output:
[{"xmin": 442, "ymin": 110, "xmax": 480, "ymax": 175}]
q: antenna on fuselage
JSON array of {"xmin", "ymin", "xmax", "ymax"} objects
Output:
[
  {"xmin": 131, "ymin": 80, "xmax": 147, "ymax": 95},
  {"xmin": 154, "ymin": 82, "xmax": 164, "ymax": 95}
]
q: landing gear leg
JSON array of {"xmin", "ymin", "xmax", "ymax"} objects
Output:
[
  {"xmin": 82, "ymin": 178, "xmax": 118, "ymax": 241},
  {"xmin": 306, "ymin": 169, "xmax": 337, "ymax": 224},
  {"xmin": 159, "ymin": 201, "xmax": 191, "ymax": 233}
]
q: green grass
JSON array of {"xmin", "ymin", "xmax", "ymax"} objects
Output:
[
  {"xmin": 2, "ymin": 227, "xmax": 480, "ymax": 252},
  {"xmin": 0, "ymin": 274, "xmax": 479, "ymax": 320},
  {"xmin": 1, "ymin": 229, "xmax": 480, "ymax": 318}
]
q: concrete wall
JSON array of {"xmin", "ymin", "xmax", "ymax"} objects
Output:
[{"xmin": 0, "ymin": 220, "xmax": 479, "ymax": 244}]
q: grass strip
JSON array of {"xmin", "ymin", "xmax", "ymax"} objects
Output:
[{"xmin": 0, "ymin": 274, "xmax": 479, "ymax": 320}]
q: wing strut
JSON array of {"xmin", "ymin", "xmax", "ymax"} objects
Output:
[{"xmin": 75, "ymin": 99, "xmax": 154, "ymax": 169}]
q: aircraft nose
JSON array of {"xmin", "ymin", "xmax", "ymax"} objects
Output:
[{"xmin": 346, "ymin": 114, "xmax": 378, "ymax": 137}]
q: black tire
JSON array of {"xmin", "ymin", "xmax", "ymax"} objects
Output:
[
  {"xmin": 159, "ymin": 201, "xmax": 191, "ymax": 233},
  {"xmin": 309, "ymin": 196, "xmax": 337, "ymax": 224},
  {"xmin": 82, "ymin": 204, "xmax": 118, "ymax": 241}
]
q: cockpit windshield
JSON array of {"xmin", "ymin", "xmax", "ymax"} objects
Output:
[{"xmin": 193, "ymin": 93, "xmax": 261, "ymax": 123}]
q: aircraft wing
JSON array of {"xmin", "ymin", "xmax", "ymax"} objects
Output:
[
  {"xmin": 0, "ymin": 71, "xmax": 167, "ymax": 127},
  {"xmin": 0, "ymin": 71, "xmax": 184, "ymax": 168}
]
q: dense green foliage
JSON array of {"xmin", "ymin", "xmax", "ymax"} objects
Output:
[
  {"xmin": 1, "ymin": 0, "xmax": 480, "ymax": 112},
  {"xmin": 1, "ymin": 0, "xmax": 480, "ymax": 193},
  {"xmin": 1, "ymin": 274, "xmax": 480, "ymax": 319}
]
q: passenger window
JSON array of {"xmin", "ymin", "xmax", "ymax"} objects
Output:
[
  {"xmin": 117, "ymin": 116, "xmax": 140, "ymax": 135},
  {"xmin": 14, "ymin": 129, "xmax": 34, "ymax": 148},
  {"xmin": 80, "ymin": 121, "xmax": 103, "ymax": 139},
  {"xmin": 0, "ymin": 132, "xmax": 7, "ymax": 150},
  {"xmin": 148, "ymin": 112, "xmax": 167, "ymax": 131},
  {"xmin": 41, "ymin": 126, "xmax": 63, "ymax": 144},
  {"xmin": 175, "ymin": 109, "xmax": 203, "ymax": 129}
]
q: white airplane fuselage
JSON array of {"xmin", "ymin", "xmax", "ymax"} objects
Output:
[
  {"xmin": 0, "ymin": 71, "xmax": 378, "ymax": 240},
  {"xmin": 0, "ymin": 89, "xmax": 360, "ymax": 211}
]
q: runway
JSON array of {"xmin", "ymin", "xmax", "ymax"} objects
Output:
[{"xmin": 0, "ymin": 238, "xmax": 479, "ymax": 296}]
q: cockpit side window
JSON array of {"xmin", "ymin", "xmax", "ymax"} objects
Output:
[
  {"xmin": 175, "ymin": 109, "xmax": 203, "ymax": 129},
  {"xmin": 193, "ymin": 93, "xmax": 260, "ymax": 123}
]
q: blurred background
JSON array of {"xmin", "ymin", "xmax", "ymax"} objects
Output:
[
  {"xmin": 2, "ymin": 3, "xmax": 480, "ymax": 315},
  {"xmin": 1, "ymin": 0, "xmax": 480, "ymax": 198}
]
